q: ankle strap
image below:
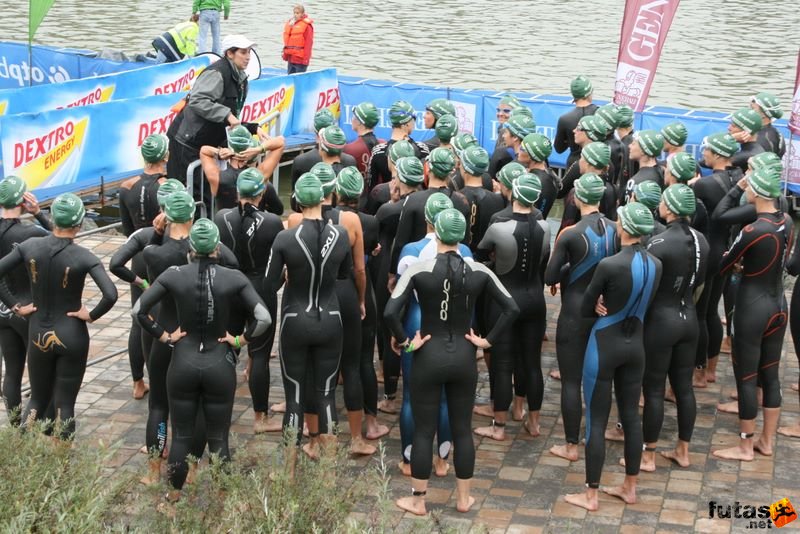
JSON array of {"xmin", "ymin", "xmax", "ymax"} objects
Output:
[{"xmin": 412, "ymin": 489, "xmax": 427, "ymax": 497}]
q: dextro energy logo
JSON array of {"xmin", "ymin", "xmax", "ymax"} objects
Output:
[
  {"xmin": 12, "ymin": 118, "xmax": 88, "ymax": 188},
  {"xmin": 316, "ymin": 87, "xmax": 340, "ymax": 117},
  {"xmin": 153, "ymin": 66, "xmax": 205, "ymax": 95},
  {"xmin": 240, "ymin": 85, "xmax": 294, "ymax": 124},
  {"xmin": 708, "ymin": 498, "xmax": 797, "ymax": 529},
  {"xmin": 138, "ymin": 110, "xmax": 179, "ymax": 145},
  {"xmin": 0, "ymin": 57, "xmax": 70, "ymax": 87},
  {"xmin": 56, "ymin": 86, "xmax": 115, "ymax": 110},
  {"xmin": 0, "ymin": 101, "xmax": 6, "ymax": 116}
]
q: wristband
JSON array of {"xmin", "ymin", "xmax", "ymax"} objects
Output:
[
  {"xmin": 141, "ymin": 279, "xmax": 149, "ymax": 289},
  {"xmin": 404, "ymin": 342, "xmax": 415, "ymax": 353},
  {"xmin": 260, "ymin": 144, "xmax": 267, "ymax": 154},
  {"xmin": 234, "ymin": 335, "xmax": 241, "ymax": 349}
]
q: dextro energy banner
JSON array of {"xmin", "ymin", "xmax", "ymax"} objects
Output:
[
  {"xmin": 613, "ymin": 0, "xmax": 680, "ymax": 112},
  {"xmin": 291, "ymin": 68, "xmax": 340, "ymax": 133}
]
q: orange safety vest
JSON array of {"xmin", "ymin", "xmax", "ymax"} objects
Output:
[{"xmin": 282, "ymin": 16, "xmax": 313, "ymax": 64}]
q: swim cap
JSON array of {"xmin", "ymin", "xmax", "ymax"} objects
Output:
[
  {"xmin": 634, "ymin": 130, "xmax": 665, "ymax": 157},
  {"xmin": 752, "ymin": 92, "xmax": 783, "ymax": 119},
  {"xmin": 452, "ymin": 133, "xmax": 479, "ymax": 155},
  {"xmin": 0, "ymin": 176, "xmax": 26, "ymax": 208},
  {"xmin": 668, "ymin": 152, "xmax": 697, "ymax": 182},
  {"xmin": 596, "ymin": 104, "xmax": 621, "ymax": 129},
  {"xmin": 426, "ymin": 98, "xmax": 456, "ymax": 120},
  {"xmin": 236, "ymin": 167, "xmax": 266, "ymax": 198},
  {"xmin": 335, "ymin": 167, "xmax": 364, "ymax": 199},
  {"xmin": 460, "ymin": 146, "xmax": 490, "ymax": 175},
  {"xmin": 141, "ymin": 134, "xmax": 169, "ymax": 163},
  {"xmin": 164, "ymin": 191, "xmax": 196, "ymax": 223},
  {"xmin": 496, "ymin": 161, "xmax": 526, "ymax": 189},
  {"xmin": 512, "ymin": 174, "xmax": 542, "ymax": 207},
  {"xmin": 189, "ymin": 218, "xmax": 220, "ymax": 255},
  {"xmin": 318, "ymin": 125, "xmax": 347, "ymax": 155},
  {"xmin": 435, "ymin": 114, "xmax": 458, "ymax": 143},
  {"xmin": 424, "ymin": 192, "xmax": 454, "ymax": 225},
  {"xmin": 353, "ymin": 101, "xmax": 379, "ymax": 128},
  {"xmin": 662, "ymin": 184, "xmax": 696, "ymax": 217},
  {"xmin": 616, "ymin": 105, "xmax": 634, "ymax": 128},
  {"xmin": 509, "ymin": 106, "xmax": 533, "ymax": 119},
  {"xmin": 705, "ymin": 132, "xmax": 739, "ymax": 158},
  {"xmin": 389, "ymin": 139, "xmax": 415, "ymax": 164},
  {"xmin": 395, "ymin": 156, "xmax": 425, "ymax": 186},
  {"xmin": 633, "ymin": 180, "xmax": 662, "ymax": 210},
  {"xmin": 520, "ymin": 133, "xmax": 552, "ymax": 162},
  {"xmin": 310, "ymin": 162, "xmax": 337, "ymax": 197},
  {"xmin": 578, "ymin": 115, "xmax": 609, "ymax": 142},
  {"xmin": 574, "ymin": 173, "xmax": 605, "ymax": 205},
  {"xmin": 314, "ymin": 109, "xmax": 335, "ymax": 132},
  {"xmin": 51, "ymin": 193, "xmax": 86, "ymax": 228},
  {"xmin": 389, "ymin": 100, "xmax": 416, "ymax": 126},
  {"xmin": 228, "ymin": 125, "xmax": 253, "ymax": 153},
  {"xmin": 750, "ymin": 151, "xmax": 783, "ymax": 171},
  {"xmin": 571, "ymin": 75, "xmax": 593, "ymax": 99},
  {"xmin": 499, "ymin": 94, "xmax": 521, "ymax": 109},
  {"xmin": 157, "ymin": 179, "xmax": 185, "ymax": 208},
  {"xmin": 731, "ymin": 108, "xmax": 763, "ymax": 135},
  {"xmin": 434, "ymin": 208, "xmax": 467, "ymax": 245},
  {"xmin": 581, "ymin": 142, "xmax": 611, "ymax": 168},
  {"xmin": 747, "ymin": 165, "xmax": 782, "ymax": 199},
  {"xmin": 617, "ymin": 202, "xmax": 654, "ymax": 237},
  {"xmin": 427, "ymin": 147, "xmax": 456, "ymax": 179},
  {"xmin": 661, "ymin": 121, "xmax": 688, "ymax": 147},
  {"xmin": 505, "ymin": 114, "xmax": 537, "ymax": 140},
  {"xmin": 294, "ymin": 173, "xmax": 324, "ymax": 206}
]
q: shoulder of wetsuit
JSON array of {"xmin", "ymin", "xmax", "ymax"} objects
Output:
[
  {"xmin": 286, "ymin": 212, "xmax": 303, "ymax": 228},
  {"xmin": 120, "ymin": 175, "xmax": 141, "ymax": 190}
]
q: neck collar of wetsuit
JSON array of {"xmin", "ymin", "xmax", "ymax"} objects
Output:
[{"xmin": 666, "ymin": 217, "xmax": 689, "ymax": 227}]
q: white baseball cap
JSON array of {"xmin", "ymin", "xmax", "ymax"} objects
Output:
[{"xmin": 221, "ymin": 35, "xmax": 256, "ymax": 52}]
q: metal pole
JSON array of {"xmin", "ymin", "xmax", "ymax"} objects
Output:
[{"xmin": 75, "ymin": 221, "xmax": 122, "ymax": 238}]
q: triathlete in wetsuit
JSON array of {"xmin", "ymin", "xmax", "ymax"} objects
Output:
[
  {"xmin": 559, "ymin": 116, "xmax": 616, "ymax": 200},
  {"xmin": 596, "ymin": 104, "xmax": 628, "ymax": 192},
  {"xmin": 624, "ymin": 130, "xmax": 665, "ymax": 203},
  {"xmin": 488, "ymin": 113, "xmax": 535, "ymax": 179},
  {"xmin": 458, "ymin": 146, "xmax": 505, "ymax": 256},
  {"xmin": 640, "ymin": 185, "xmax": 709, "ymax": 471},
  {"xmin": 135, "ymin": 219, "xmax": 270, "ymax": 497},
  {"xmin": 490, "ymin": 162, "xmax": 535, "ymax": 224},
  {"xmin": 493, "ymin": 94, "xmax": 522, "ymax": 152},
  {"xmin": 367, "ymin": 100, "xmax": 430, "ymax": 191},
  {"xmin": 631, "ymin": 181, "xmax": 665, "ymax": 236},
  {"xmin": 546, "ymin": 174, "xmax": 618, "ymax": 462},
  {"xmin": 214, "ymin": 169, "xmax": 283, "ymax": 434},
  {"xmin": 291, "ymin": 126, "xmax": 357, "ymax": 213},
  {"xmin": 364, "ymin": 140, "xmax": 415, "ymax": 216},
  {"xmin": 422, "ymin": 98, "xmax": 456, "ymax": 149},
  {"xmin": 0, "ymin": 177, "xmax": 49, "ymax": 424},
  {"xmin": 385, "ymin": 208, "xmax": 519, "ymax": 517},
  {"xmin": 660, "ymin": 121, "xmax": 691, "ymax": 172},
  {"xmin": 518, "ymin": 133, "xmax": 559, "ymax": 218},
  {"xmin": 559, "ymin": 142, "xmax": 618, "ymax": 231},
  {"xmin": 664, "ymin": 152, "xmax": 708, "ymax": 235},
  {"xmin": 554, "ymin": 75, "xmax": 598, "ymax": 168},
  {"xmin": 0, "ymin": 194, "xmax": 118, "ymax": 439},
  {"xmin": 729, "ymin": 108, "xmax": 765, "ymax": 174},
  {"xmin": 430, "ymin": 114, "xmax": 458, "ymax": 154},
  {"xmin": 750, "ymin": 92, "xmax": 786, "ymax": 158},
  {"xmin": 344, "ymin": 101, "xmax": 383, "ymax": 176},
  {"xmin": 616, "ymin": 105, "xmax": 636, "ymax": 182},
  {"xmin": 564, "ymin": 202, "xmax": 661, "ymax": 512},
  {"xmin": 290, "ymin": 109, "xmax": 336, "ymax": 185}
]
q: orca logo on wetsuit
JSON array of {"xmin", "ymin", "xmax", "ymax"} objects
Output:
[
  {"xmin": 440, "ymin": 278, "xmax": 451, "ymax": 321},
  {"xmin": 32, "ymin": 331, "xmax": 66, "ymax": 352}
]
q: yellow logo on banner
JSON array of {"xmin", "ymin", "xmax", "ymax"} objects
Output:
[
  {"xmin": 61, "ymin": 86, "xmax": 115, "ymax": 109},
  {"xmin": 15, "ymin": 118, "xmax": 88, "ymax": 189},
  {"xmin": 0, "ymin": 101, "xmax": 6, "ymax": 117}
]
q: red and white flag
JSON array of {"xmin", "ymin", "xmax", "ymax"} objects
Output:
[
  {"xmin": 785, "ymin": 49, "xmax": 800, "ymax": 191},
  {"xmin": 789, "ymin": 49, "xmax": 800, "ymax": 136},
  {"xmin": 613, "ymin": 0, "xmax": 681, "ymax": 112}
]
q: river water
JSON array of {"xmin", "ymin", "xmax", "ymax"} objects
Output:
[{"xmin": 1, "ymin": 1, "xmax": 799, "ymax": 112}]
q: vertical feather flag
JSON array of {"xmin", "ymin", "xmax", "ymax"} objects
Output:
[{"xmin": 29, "ymin": 0, "xmax": 57, "ymax": 42}]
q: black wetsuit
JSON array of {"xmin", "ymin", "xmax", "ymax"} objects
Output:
[
  {"xmin": 559, "ymin": 159, "xmax": 618, "ymax": 206},
  {"xmin": 488, "ymin": 146, "xmax": 515, "ymax": 180},
  {"xmin": 478, "ymin": 213, "xmax": 550, "ymax": 413},
  {"xmin": 731, "ymin": 141, "xmax": 765, "ymax": 175},
  {"xmin": 450, "ymin": 170, "xmax": 495, "ymax": 192},
  {"xmin": 554, "ymin": 104, "xmax": 598, "ymax": 168},
  {"xmin": 581, "ymin": 244, "xmax": 661, "ymax": 487},
  {"xmin": 215, "ymin": 165, "xmax": 284, "ymax": 215},
  {"xmin": 264, "ymin": 218, "xmax": 352, "ymax": 441},
  {"xmin": 787, "ymin": 227, "xmax": 800, "ymax": 411},
  {"xmin": 461, "ymin": 186, "xmax": 505, "ymax": 257},
  {"xmin": 620, "ymin": 132, "xmax": 637, "ymax": 182},
  {"xmin": 757, "ymin": 123, "xmax": 786, "ymax": 158},
  {"xmin": 559, "ymin": 172, "xmax": 618, "ymax": 232},
  {"xmin": 135, "ymin": 258, "xmax": 270, "ymax": 489},
  {"xmin": 364, "ymin": 182, "xmax": 391, "ymax": 216},
  {"xmin": 642, "ymin": 220, "xmax": 709, "ymax": 445},
  {"xmin": 489, "ymin": 202, "xmax": 543, "ymax": 225},
  {"xmin": 529, "ymin": 167, "xmax": 560, "ymax": 219},
  {"xmin": 367, "ymin": 139, "xmax": 430, "ymax": 192},
  {"xmin": 606, "ymin": 135, "xmax": 628, "ymax": 195},
  {"xmin": 214, "ymin": 203, "xmax": 283, "ymax": 414},
  {"xmin": 0, "ymin": 234, "xmax": 118, "ymax": 439},
  {"xmin": 384, "ymin": 252, "xmax": 519, "ymax": 480},
  {"xmin": 624, "ymin": 165, "xmax": 665, "ymax": 204},
  {"xmin": 544, "ymin": 212, "xmax": 618, "ymax": 444},
  {"xmin": 290, "ymin": 155, "xmax": 357, "ymax": 213}
]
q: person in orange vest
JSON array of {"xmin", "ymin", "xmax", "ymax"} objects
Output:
[{"xmin": 282, "ymin": 4, "xmax": 314, "ymax": 74}]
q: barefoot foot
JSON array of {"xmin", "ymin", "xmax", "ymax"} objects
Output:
[
  {"xmin": 474, "ymin": 424, "xmax": 506, "ymax": 441},
  {"xmin": 396, "ymin": 496, "xmax": 427, "ymax": 515},
  {"xmin": 660, "ymin": 449, "xmax": 690, "ymax": 468},
  {"xmin": 605, "ymin": 426, "xmax": 624, "ymax": 442},
  {"xmin": 549, "ymin": 444, "xmax": 579, "ymax": 461},
  {"xmin": 549, "ymin": 369, "xmax": 561, "ymax": 381},
  {"xmin": 777, "ymin": 424, "xmax": 800, "ymax": 438},
  {"xmin": 350, "ymin": 436, "xmax": 376, "ymax": 456},
  {"xmin": 456, "ymin": 495, "xmax": 476, "ymax": 513},
  {"xmin": 564, "ymin": 492, "xmax": 598, "ymax": 511},
  {"xmin": 603, "ymin": 485, "xmax": 637, "ymax": 504},
  {"xmin": 397, "ymin": 461, "xmax": 412, "ymax": 477},
  {"xmin": 712, "ymin": 444, "xmax": 754, "ymax": 461},
  {"xmin": 133, "ymin": 380, "xmax": 149, "ymax": 400},
  {"xmin": 620, "ymin": 456, "xmax": 655, "ymax": 472},
  {"xmin": 271, "ymin": 401, "xmax": 286, "ymax": 413},
  {"xmin": 365, "ymin": 424, "xmax": 390, "ymax": 440},
  {"xmin": 716, "ymin": 400, "xmax": 739, "ymax": 414},
  {"xmin": 302, "ymin": 442, "xmax": 319, "ymax": 460},
  {"xmin": 472, "ymin": 404, "xmax": 494, "ymax": 418},
  {"xmin": 753, "ymin": 438, "xmax": 773, "ymax": 456},
  {"xmin": 434, "ymin": 456, "xmax": 450, "ymax": 477}
]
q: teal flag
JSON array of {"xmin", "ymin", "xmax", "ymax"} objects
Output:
[{"xmin": 29, "ymin": 0, "xmax": 57, "ymax": 42}]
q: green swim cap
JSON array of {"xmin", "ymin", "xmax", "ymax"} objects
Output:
[
  {"xmin": 141, "ymin": 134, "xmax": 169, "ymax": 163},
  {"xmin": 509, "ymin": 106, "xmax": 533, "ymax": 119},
  {"xmin": 310, "ymin": 162, "xmax": 337, "ymax": 197},
  {"xmin": 189, "ymin": 218, "xmax": 220, "ymax": 255},
  {"xmin": 452, "ymin": 133, "xmax": 479, "ymax": 155},
  {"xmin": 582, "ymin": 142, "xmax": 611, "ymax": 169},
  {"xmin": 460, "ymin": 145, "xmax": 490, "ymax": 175},
  {"xmin": 389, "ymin": 100, "xmax": 416, "ymax": 126},
  {"xmin": 395, "ymin": 156, "xmax": 425, "ymax": 186},
  {"xmin": 578, "ymin": 115, "xmax": 609, "ymax": 142},
  {"xmin": 505, "ymin": 114, "xmax": 537, "ymax": 139},
  {"xmin": 633, "ymin": 180, "xmax": 662, "ymax": 210},
  {"xmin": 228, "ymin": 125, "xmax": 253, "ymax": 153},
  {"xmin": 389, "ymin": 139, "xmax": 415, "ymax": 164},
  {"xmin": 51, "ymin": 193, "xmax": 86, "ymax": 228},
  {"xmin": 314, "ymin": 109, "xmax": 335, "ymax": 133},
  {"xmin": 236, "ymin": 167, "xmax": 266, "ymax": 198},
  {"xmin": 747, "ymin": 165, "xmax": 782, "ymax": 199},
  {"xmin": 499, "ymin": 94, "xmax": 521, "ymax": 109},
  {"xmin": 336, "ymin": 167, "xmax": 364, "ymax": 199},
  {"xmin": 574, "ymin": 173, "xmax": 605, "ymax": 205},
  {"xmin": 512, "ymin": 174, "xmax": 542, "ymax": 207},
  {"xmin": 434, "ymin": 208, "xmax": 467, "ymax": 245},
  {"xmin": 731, "ymin": 108, "xmax": 763, "ymax": 135},
  {"xmin": 616, "ymin": 105, "xmax": 634, "ymax": 128},
  {"xmin": 750, "ymin": 151, "xmax": 783, "ymax": 171},
  {"xmin": 164, "ymin": 191, "xmax": 196, "ymax": 223},
  {"xmin": 294, "ymin": 173, "xmax": 324, "ymax": 207},
  {"xmin": 571, "ymin": 75, "xmax": 593, "ymax": 99},
  {"xmin": 353, "ymin": 101, "xmax": 379, "ymax": 128},
  {"xmin": 319, "ymin": 125, "xmax": 347, "ymax": 155},
  {"xmin": 435, "ymin": 114, "xmax": 458, "ymax": 143},
  {"xmin": 496, "ymin": 161, "xmax": 526, "ymax": 189},
  {"xmin": 520, "ymin": 133, "xmax": 552, "ymax": 162},
  {"xmin": 426, "ymin": 98, "xmax": 456, "ymax": 120},
  {"xmin": 662, "ymin": 184, "xmax": 696, "ymax": 217},
  {"xmin": 705, "ymin": 132, "xmax": 739, "ymax": 158},
  {"xmin": 752, "ymin": 92, "xmax": 783, "ymax": 119},
  {"xmin": 596, "ymin": 104, "xmax": 621, "ymax": 129},
  {"xmin": 617, "ymin": 201, "xmax": 654, "ymax": 237},
  {"xmin": 425, "ymin": 192, "xmax": 454, "ymax": 225},
  {"xmin": 634, "ymin": 130, "xmax": 664, "ymax": 157},
  {"xmin": 668, "ymin": 152, "xmax": 697, "ymax": 182},
  {"xmin": 157, "ymin": 179, "xmax": 185, "ymax": 208},
  {"xmin": 0, "ymin": 176, "xmax": 26, "ymax": 208},
  {"xmin": 427, "ymin": 147, "xmax": 456, "ymax": 179},
  {"xmin": 661, "ymin": 121, "xmax": 688, "ymax": 147}
]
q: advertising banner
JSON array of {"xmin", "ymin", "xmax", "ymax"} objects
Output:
[
  {"xmin": 291, "ymin": 68, "xmax": 340, "ymax": 133},
  {"xmin": 789, "ymin": 49, "xmax": 800, "ymax": 136},
  {"xmin": 785, "ymin": 49, "xmax": 800, "ymax": 194}
]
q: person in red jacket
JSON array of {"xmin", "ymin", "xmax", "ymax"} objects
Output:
[{"xmin": 283, "ymin": 4, "xmax": 314, "ymax": 74}]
